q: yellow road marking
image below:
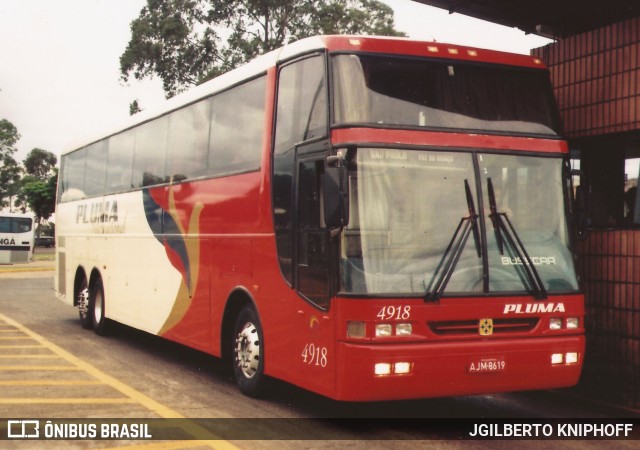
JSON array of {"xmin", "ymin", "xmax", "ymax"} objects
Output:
[
  {"xmin": 0, "ymin": 344, "xmax": 43, "ymax": 348},
  {"xmin": 0, "ymin": 336, "xmax": 32, "ymax": 339},
  {"xmin": 0, "ymin": 398, "xmax": 137, "ymax": 404},
  {"xmin": 0, "ymin": 380, "xmax": 103, "ymax": 386},
  {"xmin": 0, "ymin": 354, "xmax": 60, "ymax": 358},
  {"xmin": 0, "ymin": 313, "xmax": 241, "ymax": 450},
  {"xmin": 0, "ymin": 365, "xmax": 79, "ymax": 370}
]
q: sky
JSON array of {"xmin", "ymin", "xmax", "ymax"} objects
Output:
[{"xmin": 0, "ymin": 0, "xmax": 553, "ymax": 163}]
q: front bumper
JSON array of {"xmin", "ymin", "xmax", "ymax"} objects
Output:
[{"xmin": 334, "ymin": 335, "xmax": 584, "ymax": 401}]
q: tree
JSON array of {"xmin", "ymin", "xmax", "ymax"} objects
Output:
[
  {"xmin": 0, "ymin": 119, "xmax": 22, "ymax": 208},
  {"xmin": 20, "ymin": 171, "xmax": 58, "ymax": 231},
  {"xmin": 129, "ymin": 99, "xmax": 143, "ymax": 115},
  {"xmin": 18, "ymin": 149, "xmax": 58, "ymax": 236},
  {"xmin": 23, "ymin": 148, "xmax": 57, "ymax": 180},
  {"xmin": 121, "ymin": 0, "xmax": 404, "ymax": 97}
]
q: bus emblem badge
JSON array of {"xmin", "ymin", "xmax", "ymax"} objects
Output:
[{"xmin": 479, "ymin": 318, "xmax": 493, "ymax": 336}]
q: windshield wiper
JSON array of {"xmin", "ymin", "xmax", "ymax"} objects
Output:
[
  {"xmin": 426, "ymin": 179, "xmax": 481, "ymax": 302},
  {"xmin": 487, "ymin": 177, "xmax": 548, "ymax": 300}
]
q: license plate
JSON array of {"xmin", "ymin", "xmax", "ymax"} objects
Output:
[{"xmin": 468, "ymin": 358, "xmax": 506, "ymax": 374}]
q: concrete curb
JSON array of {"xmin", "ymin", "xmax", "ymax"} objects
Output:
[{"xmin": 0, "ymin": 260, "xmax": 54, "ymax": 273}]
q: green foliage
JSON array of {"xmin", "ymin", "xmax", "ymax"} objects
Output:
[
  {"xmin": 23, "ymin": 148, "xmax": 57, "ymax": 180},
  {"xmin": 20, "ymin": 170, "xmax": 58, "ymax": 225},
  {"xmin": 0, "ymin": 118, "xmax": 20, "ymax": 155},
  {"xmin": 129, "ymin": 99, "xmax": 143, "ymax": 115},
  {"xmin": 18, "ymin": 149, "xmax": 58, "ymax": 227},
  {"xmin": 121, "ymin": 0, "xmax": 405, "ymax": 97},
  {"xmin": 0, "ymin": 119, "xmax": 22, "ymax": 208},
  {"xmin": 0, "ymin": 119, "xmax": 58, "ymax": 226}
]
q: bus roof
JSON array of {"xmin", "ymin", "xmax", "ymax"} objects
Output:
[
  {"xmin": 61, "ymin": 35, "xmax": 546, "ymax": 156},
  {"xmin": 0, "ymin": 211, "xmax": 34, "ymax": 219}
]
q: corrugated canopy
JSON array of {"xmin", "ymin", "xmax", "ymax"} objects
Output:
[{"xmin": 415, "ymin": 0, "xmax": 640, "ymax": 38}]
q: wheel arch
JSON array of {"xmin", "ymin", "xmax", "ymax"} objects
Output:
[{"xmin": 220, "ymin": 287, "xmax": 259, "ymax": 361}]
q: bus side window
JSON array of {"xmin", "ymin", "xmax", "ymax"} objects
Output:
[
  {"xmin": 60, "ymin": 148, "xmax": 88, "ymax": 202},
  {"xmin": 133, "ymin": 116, "xmax": 168, "ymax": 188},
  {"xmin": 167, "ymin": 100, "xmax": 210, "ymax": 182},
  {"xmin": 209, "ymin": 76, "xmax": 266, "ymax": 177},
  {"xmin": 85, "ymin": 141, "xmax": 108, "ymax": 197},
  {"xmin": 106, "ymin": 130, "xmax": 135, "ymax": 193}
]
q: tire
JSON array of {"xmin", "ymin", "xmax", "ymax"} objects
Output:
[
  {"xmin": 90, "ymin": 277, "xmax": 108, "ymax": 336},
  {"xmin": 232, "ymin": 306, "xmax": 266, "ymax": 397},
  {"xmin": 77, "ymin": 282, "xmax": 92, "ymax": 330}
]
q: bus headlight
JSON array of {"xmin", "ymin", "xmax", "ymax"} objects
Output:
[
  {"xmin": 395, "ymin": 323, "xmax": 412, "ymax": 336},
  {"xmin": 374, "ymin": 362, "xmax": 413, "ymax": 376},
  {"xmin": 549, "ymin": 318, "xmax": 562, "ymax": 330},
  {"xmin": 375, "ymin": 324, "xmax": 393, "ymax": 337},
  {"xmin": 565, "ymin": 352, "xmax": 579, "ymax": 364},
  {"xmin": 374, "ymin": 363, "xmax": 392, "ymax": 376},
  {"xmin": 566, "ymin": 317, "xmax": 579, "ymax": 329},
  {"xmin": 347, "ymin": 321, "xmax": 366, "ymax": 338},
  {"xmin": 394, "ymin": 362, "xmax": 412, "ymax": 375}
]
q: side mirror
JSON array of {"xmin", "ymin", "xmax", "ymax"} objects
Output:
[{"xmin": 323, "ymin": 154, "xmax": 349, "ymax": 230}]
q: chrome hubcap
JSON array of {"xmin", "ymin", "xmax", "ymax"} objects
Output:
[
  {"xmin": 78, "ymin": 287, "xmax": 89, "ymax": 318},
  {"xmin": 235, "ymin": 322, "xmax": 260, "ymax": 379}
]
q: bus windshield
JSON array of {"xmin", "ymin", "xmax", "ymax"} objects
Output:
[
  {"xmin": 340, "ymin": 148, "xmax": 578, "ymax": 296},
  {"xmin": 332, "ymin": 54, "xmax": 562, "ymax": 137}
]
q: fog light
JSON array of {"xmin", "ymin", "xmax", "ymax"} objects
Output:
[
  {"xmin": 566, "ymin": 317, "xmax": 579, "ymax": 329},
  {"xmin": 394, "ymin": 362, "xmax": 412, "ymax": 374},
  {"xmin": 374, "ymin": 363, "xmax": 392, "ymax": 376},
  {"xmin": 396, "ymin": 323, "xmax": 412, "ymax": 336},
  {"xmin": 551, "ymin": 353, "xmax": 563, "ymax": 365},
  {"xmin": 549, "ymin": 318, "xmax": 562, "ymax": 330},
  {"xmin": 347, "ymin": 321, "xmax": 366, "ymax": 338},
  {"xmin": 565, "ymin": 352, "xmax": 579, "ymax": 364},
  {"xmin": 375, "ymin": 324, "xmax": 392, "ymax": 337}
]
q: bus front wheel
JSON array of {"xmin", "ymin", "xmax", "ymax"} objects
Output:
[{"xmin": 232, "ymin": 306, "xmax": 266, "ymax": 397}]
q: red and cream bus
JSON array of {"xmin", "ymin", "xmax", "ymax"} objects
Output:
[{"xmin": 56, "ymin": 35, "xmax": 584, "ymax": 401}]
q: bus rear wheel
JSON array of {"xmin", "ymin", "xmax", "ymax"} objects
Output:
[
  {"xmin": 78, "ymin": 284, "xmax": 91, "ymax": 329},
  {"xmin": 232, "ymin": 306, "xmax": 266, "ymax": 397},
  {"xmin": 90, "ymin": 277, "xmax": 108, "ymax": 336}
]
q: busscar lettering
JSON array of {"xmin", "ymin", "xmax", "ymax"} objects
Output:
[
  {"xmin": 503, "ymin": 303, "xmax": 565, "ymax": 314},
  {"xmin": 501, "ymin": 256, "xmax": 556, "ymax": 266}
]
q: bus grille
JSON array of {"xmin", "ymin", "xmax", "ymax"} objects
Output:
[{"xmin": 428, "ymin": 318, "xmax": 539, "ymax": 336}]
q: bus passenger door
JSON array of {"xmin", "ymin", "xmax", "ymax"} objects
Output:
[
  {"xmin": 296, "ymin": 157, "xmax": 332, "ymax": 307},
  {"xmin": 293, "ymin": 154, "xmax": 337, "ymax": 394}
]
